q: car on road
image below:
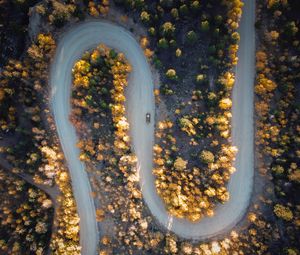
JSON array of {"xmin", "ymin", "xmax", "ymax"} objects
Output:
[{"xmin": 146, "ymin": 113, "xmax": 151, "ymax": 123}]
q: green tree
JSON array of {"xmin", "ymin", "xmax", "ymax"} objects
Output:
[
  {"xmin": 161, "ymin": 22, "xmax": 175, "ymax": 37},
  {"xmin": 140, "ymin": 11, "xmax": 150, "ymax": 24},
  {"xmin": 179, "ymin": 4, "xmax": 189, "ymax": 16},
  {"xmin": 186, "ymin": 30, "xmax": 198, "ymax": 45},
  {"xmin": 285, "ymin": 21, "xmax": 298, "ymax": 37},
  {"xmin": 215, "ymin": 15, "xmax": 223, "ymax": 25},
  {"xmin": 200, "ymin": 20, "xmax": 210, "ymax": 32},
  {"xmin": 159, "ymin": 0, "xmax": 173, "ymax": 8},
  {"xmin": 148, "ymin": 27, "xmax": 156, "ymax": 36},
  {"xmin": 231, "ymin": 32, "xmax": 240, "ymax": 43},
  {"xmin": 196, "ymin": 74, "xmax": 206, "ymax": 84},
  {"xmin": 190, "ymin": 1, "xmax": 200, "ymax": 13},
  {"xmin": 170, "ymin": 8, "xmax": 179, "ymax": 19},
  {"xmin": 175, "ymin": 48, "xmax": 182, "ymax": 57},
  {"xmin": 158, "ymin": 38, "xmax": 169, "ymax": 49},
  {"xmin": 166, "ymin": 69, "xmax": 178, "ymax": 80},
  {"xmin": 169, "ymin": 39, "xmax": 177, "ymax": 48}
]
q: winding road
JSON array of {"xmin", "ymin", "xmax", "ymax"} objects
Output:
[{"xmin": 50, "ymin": 0, "xmax": 255, "ymax": 254}]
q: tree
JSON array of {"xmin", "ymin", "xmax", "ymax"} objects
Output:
[
  {"xmin": 274, "ymin": 204, "xmax": 293, "ymax": 221},
  {"xmin": 158, "ymin": 38, "xmax": 169, "ymax": 49},
  {"xmin": 219, "ymin": 98, "xmax": 232, "ymax": 110},
  {"xmin": 179, "ymin": 117, "xmax": 196, "ymax": 136},
  {"xmin": 285, "ymin": 21, "xmax": 299, "ymax": 37},
  {"xmin": 231, "ymin": 31, "xmax": 240, "ymax": 43},
  {"xmin": 190, "ymin": 1, "xmax": 200, "ymax": 13},
  {"xmin": 186, "ymin": 30, "xmax": 198, "ymax": 45},
  {"xmin": 161, "ymin": 22, "xmax": 175, "ymax": 37},
  {"xmin": 219, "ymin": 72, "xmax": 235, "ymax": 90},
  {"xmin": 255, "ymin": 74, "xmax": 277, "ymax": 95},
  {"xmin": 170, "ymin": 8, "xmax": 179, "ymax": 19},
  {"xmin": 169, "ymin": 39, "xmax": 177, "ymax": 48},
  {"xmin": 200, "ymin": 150, "xmax": 214, "ymax": 163},
  {"xmin": 159, "ymin": 0, "xmax": 174, "ymax": 8},
  {"xmin": 148, "ymin": 27, "xmax": 156, "ymax": 36},
  {"xmin": 179, "ymin": 4, "xmax": 189, "ymax": 17},
  {"xmin": 256, "ymin": 51, "xmax": 267, "ymax": 71},
  {"xmin": 48, "ymin": 1, "xmax": 75, "ymax": 27},
  {"xmin": 215, "ymin": 15, "xmax": 223, "ymax": 25},
  {"xmin": 174, "ymin": 157, "xmax": 187, "ymax": 171},
  {"xmin": 0, "ymin": 88, "xmax": 4, "ymax": 101},
  {"xmin": 140, "ymin": 11, "xmax": 150, "ymax": 24},
  {"xmin": 175, "ymin": 48, "xmax": 182, "ymax": 57},
  {"xmin": 196, "ymin": 74, "xmax": 205, "ymax": 84},
  {"xmin": 200, "ymin": 20, "xmax": 210, "ymax": 32},
  {"xmin": 166, "ymin": 69, "xmax": 178, "ymax": 80}
]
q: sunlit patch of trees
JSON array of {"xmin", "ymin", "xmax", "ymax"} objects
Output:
[
  {"xmin": 71, "ymin": 44, "xmax": 164, "ymax": 253},
  {"xmin": 0, "ymin": 32, "xmax": 81, "ymax": 253},
  {"xmin": 71, "ymin": 43, "xmax": 136, "ymax": 163},
  {"xmin": 133, "ymin": 0, "xmax": 243, "ymax": 221},
  {"xmin": 153, "ymin": 119, "xmax": 237, "ymax": 221},
  {"xmin": 0, "ymin": 168, "xmax": 53, "ymax": 254},
  {"xmin": 32, "ymin": 0, "xmax": 110, "ymax": 27},
  {"xmin": 87, "ymin": 0, "xmax": 110, "ymax": 16},
  {"xmin": 254, "ymin": 0, "xmax": 300, "ymax": 253},
  {"xmin": 71, "ymin": 44, "xmax": 133, "ymax": 158},
  {"xmin": 0, "ymin": 0, "xmax": 299, "ymax": 253}
]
